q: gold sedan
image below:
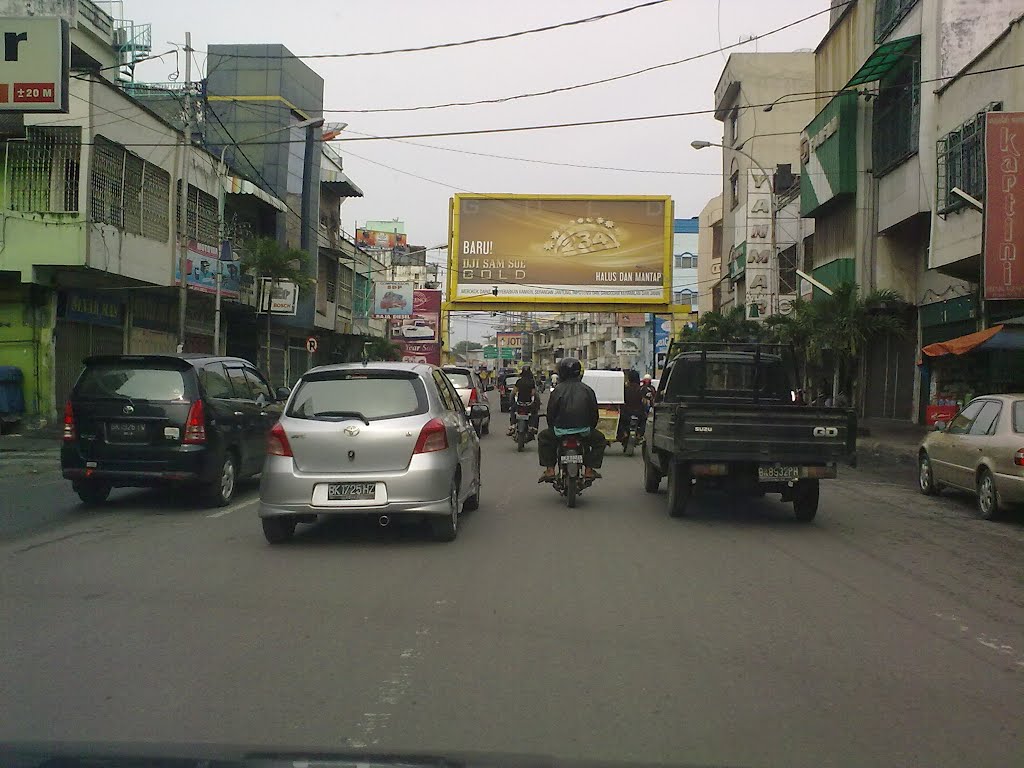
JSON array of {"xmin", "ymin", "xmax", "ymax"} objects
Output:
[{"xmin": 918, "ymin": 395, "xmax": 1024, "ymax": 519}]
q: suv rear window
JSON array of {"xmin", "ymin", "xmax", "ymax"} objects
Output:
[
  {"xmin": 76, "ymin": 363, "xmax": 191, "ymax": 401},
  {"xmin": 287, "ymin": 371, "xmax": 427, "ymax": 421},
  {"xmin": 444, "ymin": 371, "xmax": 473, "ymax": 389}
]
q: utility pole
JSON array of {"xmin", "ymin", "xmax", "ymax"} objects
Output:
[{"xmin": 175, "ymin": 32, "xmax": 193, "ymax": 351}]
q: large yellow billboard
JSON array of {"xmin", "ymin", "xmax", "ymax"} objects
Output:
[{"xmin": 449, "ymin": 194, "xmax": 673, "ymax": 305}]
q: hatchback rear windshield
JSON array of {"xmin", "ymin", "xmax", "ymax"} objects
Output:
[
  {"xmin": 287, "ymin": 372, "xmax": 427, "ymax": 421},
  {"xmin": 76, "ymin": 364, "xmax": 191, "ymax": 401},
  {"xmin": 445, "ymin": 371, "xmax": 473, "ymax": 389}
]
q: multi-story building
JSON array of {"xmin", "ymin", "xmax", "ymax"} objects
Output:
[
  {"xmin": 799, "ymin": 0, "xmax": 1024, "ymax": 421},
  {"xmin": 0, "ymin": 3, "xmax": 283, "ymax": 419},
  {"xmin": 712, "ymin": 51, "xmax": 817, "ymax": 319},
  {"xmin": 696, "ymin": 196, "xmax": 723, "ymax": 315}
]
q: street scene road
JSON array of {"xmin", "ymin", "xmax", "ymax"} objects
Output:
[{"xmin": 2, "ymin": 390, "xmax": 1022, "ymax": 768}]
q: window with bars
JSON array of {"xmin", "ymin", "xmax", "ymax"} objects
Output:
[
  {"xmin": 89, "ymin": 136, "xmax": 170, "ymax": 241},
  {"xmin": 7, "ymin": 126, "xmax": 82, "ymax": 213},
  {"xmin": 875, "ymin": 0, "xmax": 919, "ymax": 43},
  {"xmin": 936, "ymin": 103, "xmax": 1001, "ymax": 214},
  {"xmin": 872, "ymin": 43, "xmax": 921, "ymax": 176},
  {"xmin": 674, "ymin": 254, "xmax": 697, "ymax": 269},
  {"xmin": 176, "ymin": 180, "xmax": 219, "ymax": 246}
]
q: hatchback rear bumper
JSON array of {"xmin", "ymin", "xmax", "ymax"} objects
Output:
[{"xmin": 258, "ymin": 496, "xmax": 452, "ymax": 519}]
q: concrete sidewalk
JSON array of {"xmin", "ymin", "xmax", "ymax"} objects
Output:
[
  {"xmin": 0, "ymin": 427, "xmax": 62, "ymax": 477},
  {"xmin": 857, "ymin": 417, "xmax": 927, "ymax": 467}
]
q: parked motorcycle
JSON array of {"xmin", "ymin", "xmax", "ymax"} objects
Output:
[
  {"xmin": 510, "ymin": 400, "xmax": 537, "ymax": 452},
  {"xmin": 554, "ymin": 434, "xmax": 595, "ymax": 508}
]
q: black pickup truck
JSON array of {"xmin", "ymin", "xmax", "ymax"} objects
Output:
[{"xmin": 642, "ymin": 343, "xmax": 856, "ymax": 521}]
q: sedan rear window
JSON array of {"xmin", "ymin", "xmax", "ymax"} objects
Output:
[
  {"xmin": 1014, "ymin": 401, "xmax": 1024, "ymax": 433},
  {"xmin": 288, "ymin": 373, "xmax": 427, "ymax": 421},
  {"xmin": 444, "ymin": 371, "xmax": 473, "ymax": 389},
  {"xmin": 76, "ymin": 364, "xmax": 190, "ymax": 401}
]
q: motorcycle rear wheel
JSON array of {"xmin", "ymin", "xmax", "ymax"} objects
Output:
[{"xmin": 565, "ymin": 475, "xmax": 578, "ymax": 508}]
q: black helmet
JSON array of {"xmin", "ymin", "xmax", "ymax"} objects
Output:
[{"xmin": 557, "ymin": 357, "xmax": 582, "ymax": 381}]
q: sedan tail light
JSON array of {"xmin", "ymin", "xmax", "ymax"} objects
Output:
[
  {"xmin": 62, "ymin": 400, "xmax": 76, "ymax": 441},
  {"xmin": 414, "ymin": 418, "xmax": 448, "ymax": 454},
  {"xmin": 266, "ymin": 422, "xmax": 293, "ymax": 457},
  {"xmin": 1014, "ymin": 448, "xmax": 1024, "ymax": 467},
  {"xmin": 182, "ymin": 400, "xmax": 207, "ymax": 444}
]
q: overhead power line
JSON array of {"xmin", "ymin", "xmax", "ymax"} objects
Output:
[{"xmin": 204, "ymin": 0, "xmax": 672, "ymax": 60}]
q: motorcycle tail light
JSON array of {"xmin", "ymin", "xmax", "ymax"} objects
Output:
[{"xmin": 563, "ymin": 438, "xmax": 580, "ymax": 449}]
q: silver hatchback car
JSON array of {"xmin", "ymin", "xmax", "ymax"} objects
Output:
[{"xmin": 258, "ymin": 362, "xmax": 486, "ymax": 543}]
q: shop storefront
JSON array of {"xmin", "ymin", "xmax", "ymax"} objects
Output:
[
  {"xmin": 54, "ymin": 290, "xmax": 126, "ymax": 413},
  {"xmin": 920, "ymin": 322, "xmax": 1024, "ymax": 425}
]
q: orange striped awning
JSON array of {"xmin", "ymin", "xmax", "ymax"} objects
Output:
[{"xmin": 922, "ymin": 325, "xmax": 1003, "ymax": 357}]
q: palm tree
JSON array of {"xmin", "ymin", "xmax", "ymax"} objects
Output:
[
  {"xmin": 804, "ymin": 282, "xmax": 908, "ymax": 403},
  {"xmin": 362, "ymin": 336, "xmax": 402, "ymax": 362},
  {"xmin": 683, "ymin": 305, "xmax": 764, "ymax": 343},
  {"xmin": 239, "ymin": 237, "xmax": 313, "ymax": 384},
  {"xmin": 764, "ymin": 297, "xmax": 816, "ymax": 389}
]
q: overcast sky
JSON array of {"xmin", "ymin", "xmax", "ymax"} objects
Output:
[{"xmin": 133, "ymin": 0, "xmax": 829, "ymax": 341}]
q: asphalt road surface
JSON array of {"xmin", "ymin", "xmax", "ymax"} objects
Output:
[{"xmin": 2, "ymin": 392, "xmax": 1022, "ymax": 768}]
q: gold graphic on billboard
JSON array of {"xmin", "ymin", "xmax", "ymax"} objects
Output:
[{"xmin": 544, "ymin": 218, "xmax": 620, "ymax": 257}]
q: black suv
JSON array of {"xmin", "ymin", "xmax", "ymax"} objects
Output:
[{"xmin": 61, "ymin": 354, "xmax": 285, "ymax": 507}]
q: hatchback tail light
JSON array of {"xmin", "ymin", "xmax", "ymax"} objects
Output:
[
  {"xmin": 62, "ymin": 400, "xmax": 76, "ymax": 441},
  {"xmin": 414, "ymin": 418, "xmax": 448, "ymax": 454},
  {"xmin": 182, "ymin": 400, "xmax": 207, "ymax": 444},
  {"xmin": 266, "ymin": 421, "xmax": 293, "ymax": 457},
  {"xmin": 1015, "ymin": 448, "xmax": 1024, "ymax": 467}
]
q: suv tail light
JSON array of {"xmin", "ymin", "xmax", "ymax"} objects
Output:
[
  {"xmin": 62, "ymin": 400, "xmax": 76, "ymax": 441},
  {"xmin": 183, "ymin": 400, "xmax": 207, "ymax": 444},
  {"xmin": 1015, "ymin": 448, "xmax": 1024, "ymax": 467},
  {"xmin": 469, "ymin": 387, "xmax": 478, "ymax": 404},
  {"xmin": 266, "ymin": 421, "xmax": 293, "ymax": 457},
  {"xmin": 414, "ymin": 418, "xmax": 448, "ymax": 454}
]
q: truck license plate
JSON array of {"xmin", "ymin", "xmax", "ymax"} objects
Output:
[
  {"xmin": 561, "ymin": 454, "xmax": 584, "ymax": 464},
  {"xmin": 758, "ymin": 465, "xmax": 800, "ymax": 482},
  {"xmin": 327, "ymin": 482, "xmax": 376, "ymax": 500}
]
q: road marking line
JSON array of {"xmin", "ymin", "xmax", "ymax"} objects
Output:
[{"xmin": 206, "ymin": 498, "xmax": 259, "ymax": 518}]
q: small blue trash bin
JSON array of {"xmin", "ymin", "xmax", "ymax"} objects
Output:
[{"xmin": 0, "ymin": 366, "xmax": 26, "ymax": 418}]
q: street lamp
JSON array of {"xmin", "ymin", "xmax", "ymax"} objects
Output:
[
  {"xmin": 212, "ymin": 117, "xmax": 326, "ymax": 354},
  {"xmin": 691, "ymin": 139, "xmax": 778, "ymax": 317}
]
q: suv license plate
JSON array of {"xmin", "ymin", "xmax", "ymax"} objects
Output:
[
  {"xmin": 108, "ymin": 422, "xmax": 148, "ymax": 442},
  {"xmin": 561, "ymin": 454, "xmax": 584, "ymax": 464},
  {"xmin": 327, "ymin": 482, "xmax": 376, "ymax": 500},
  {"xmin": 758, "ymin": 465, "xmax": 800, "ymax": 482}
]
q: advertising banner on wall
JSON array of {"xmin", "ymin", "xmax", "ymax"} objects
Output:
[
  {"xmin": 258, "ymin": 278, "xmax": 299, "ymax": 315},
  {"xmin": 372, "ymin": 281, "xmax": 414, "ymax": 316},
  {"xmin": 396, "ymin": 340, "xmax": 441, "ymax": 366},
  {"xmin": 450, "ymin": 194, "xmax": 672, "ymax": 304},
  {"xmin": 616, "ymin": 313, "xmax": 646, "ymax": 327},
  {"xmin": 174, "ymin": 239, "xmax": 241, "ymax": 300},
  {"xmin": 357, "ymin": 228, "xmax": 408, "ymax": 257},
  {"xmin": 984, "ymin": 112, "xmax": 1024, "ymax": 300}
]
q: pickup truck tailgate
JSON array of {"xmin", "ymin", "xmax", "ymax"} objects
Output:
[{"xmin": 668, "ymin": 404, "xmax": 855, "ymax": 464}]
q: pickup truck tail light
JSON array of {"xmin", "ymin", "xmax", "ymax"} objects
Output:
[
  {"xmin": 1014, "ymin": 449, "xmax": 1024, "ymax": 467},
  {"xmin": 692, "ymin": 463, "xmax": 729, "ymax": 476}
]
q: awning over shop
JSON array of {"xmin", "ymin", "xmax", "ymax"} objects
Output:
[
  {"xmin": 321, "ymin": 168, "xmax": 364, "ymax": 198},
  {"xmin": 922, "ymin": 324, "xmax": 1024, "ymax": 357},
  {"xmin": 222, "ymin": 176, "xmax": 287, "ymax": 212},
  {"xmin": 846, "ymin": 35, "xmax": 919, "ymax": 87}
]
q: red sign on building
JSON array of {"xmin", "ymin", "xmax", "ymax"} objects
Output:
[{"xmin": 984, "ymin": 112, "xmax": 1024, "ymax": 300}]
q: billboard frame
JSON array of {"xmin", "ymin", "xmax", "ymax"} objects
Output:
[{"xmin": 447, "ymin": 193, "xmax": 674, "ymax": 308}]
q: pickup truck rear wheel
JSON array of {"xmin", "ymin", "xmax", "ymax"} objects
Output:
[
  {"xmin": 666, "ymin": 462, "xmax": 691, "ymax": 518},
  {"xmin": 793, "ymin": 480, "xmax": 819, "ymax": 522},
  {"xmin": 643, "ymin": 449, "xmax": 662, "ymax": 493}
]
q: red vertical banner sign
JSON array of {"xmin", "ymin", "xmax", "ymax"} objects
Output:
[{"xmin": 984, "ymin": 112, "xmax": 1024, "ymax": 300}]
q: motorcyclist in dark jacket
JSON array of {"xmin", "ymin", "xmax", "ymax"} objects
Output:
[{"xmin": 538, "ymin": 357, "xmax": 606, "ymax": 482}]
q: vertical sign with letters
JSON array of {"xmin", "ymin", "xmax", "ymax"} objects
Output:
[
  {"xmin": 745, "ymin": 169, "xmax": 773, "ymax": 319},
  {"xmin": 984, "ymin": 112, "xmax": 1024, "ymax": 300}
]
